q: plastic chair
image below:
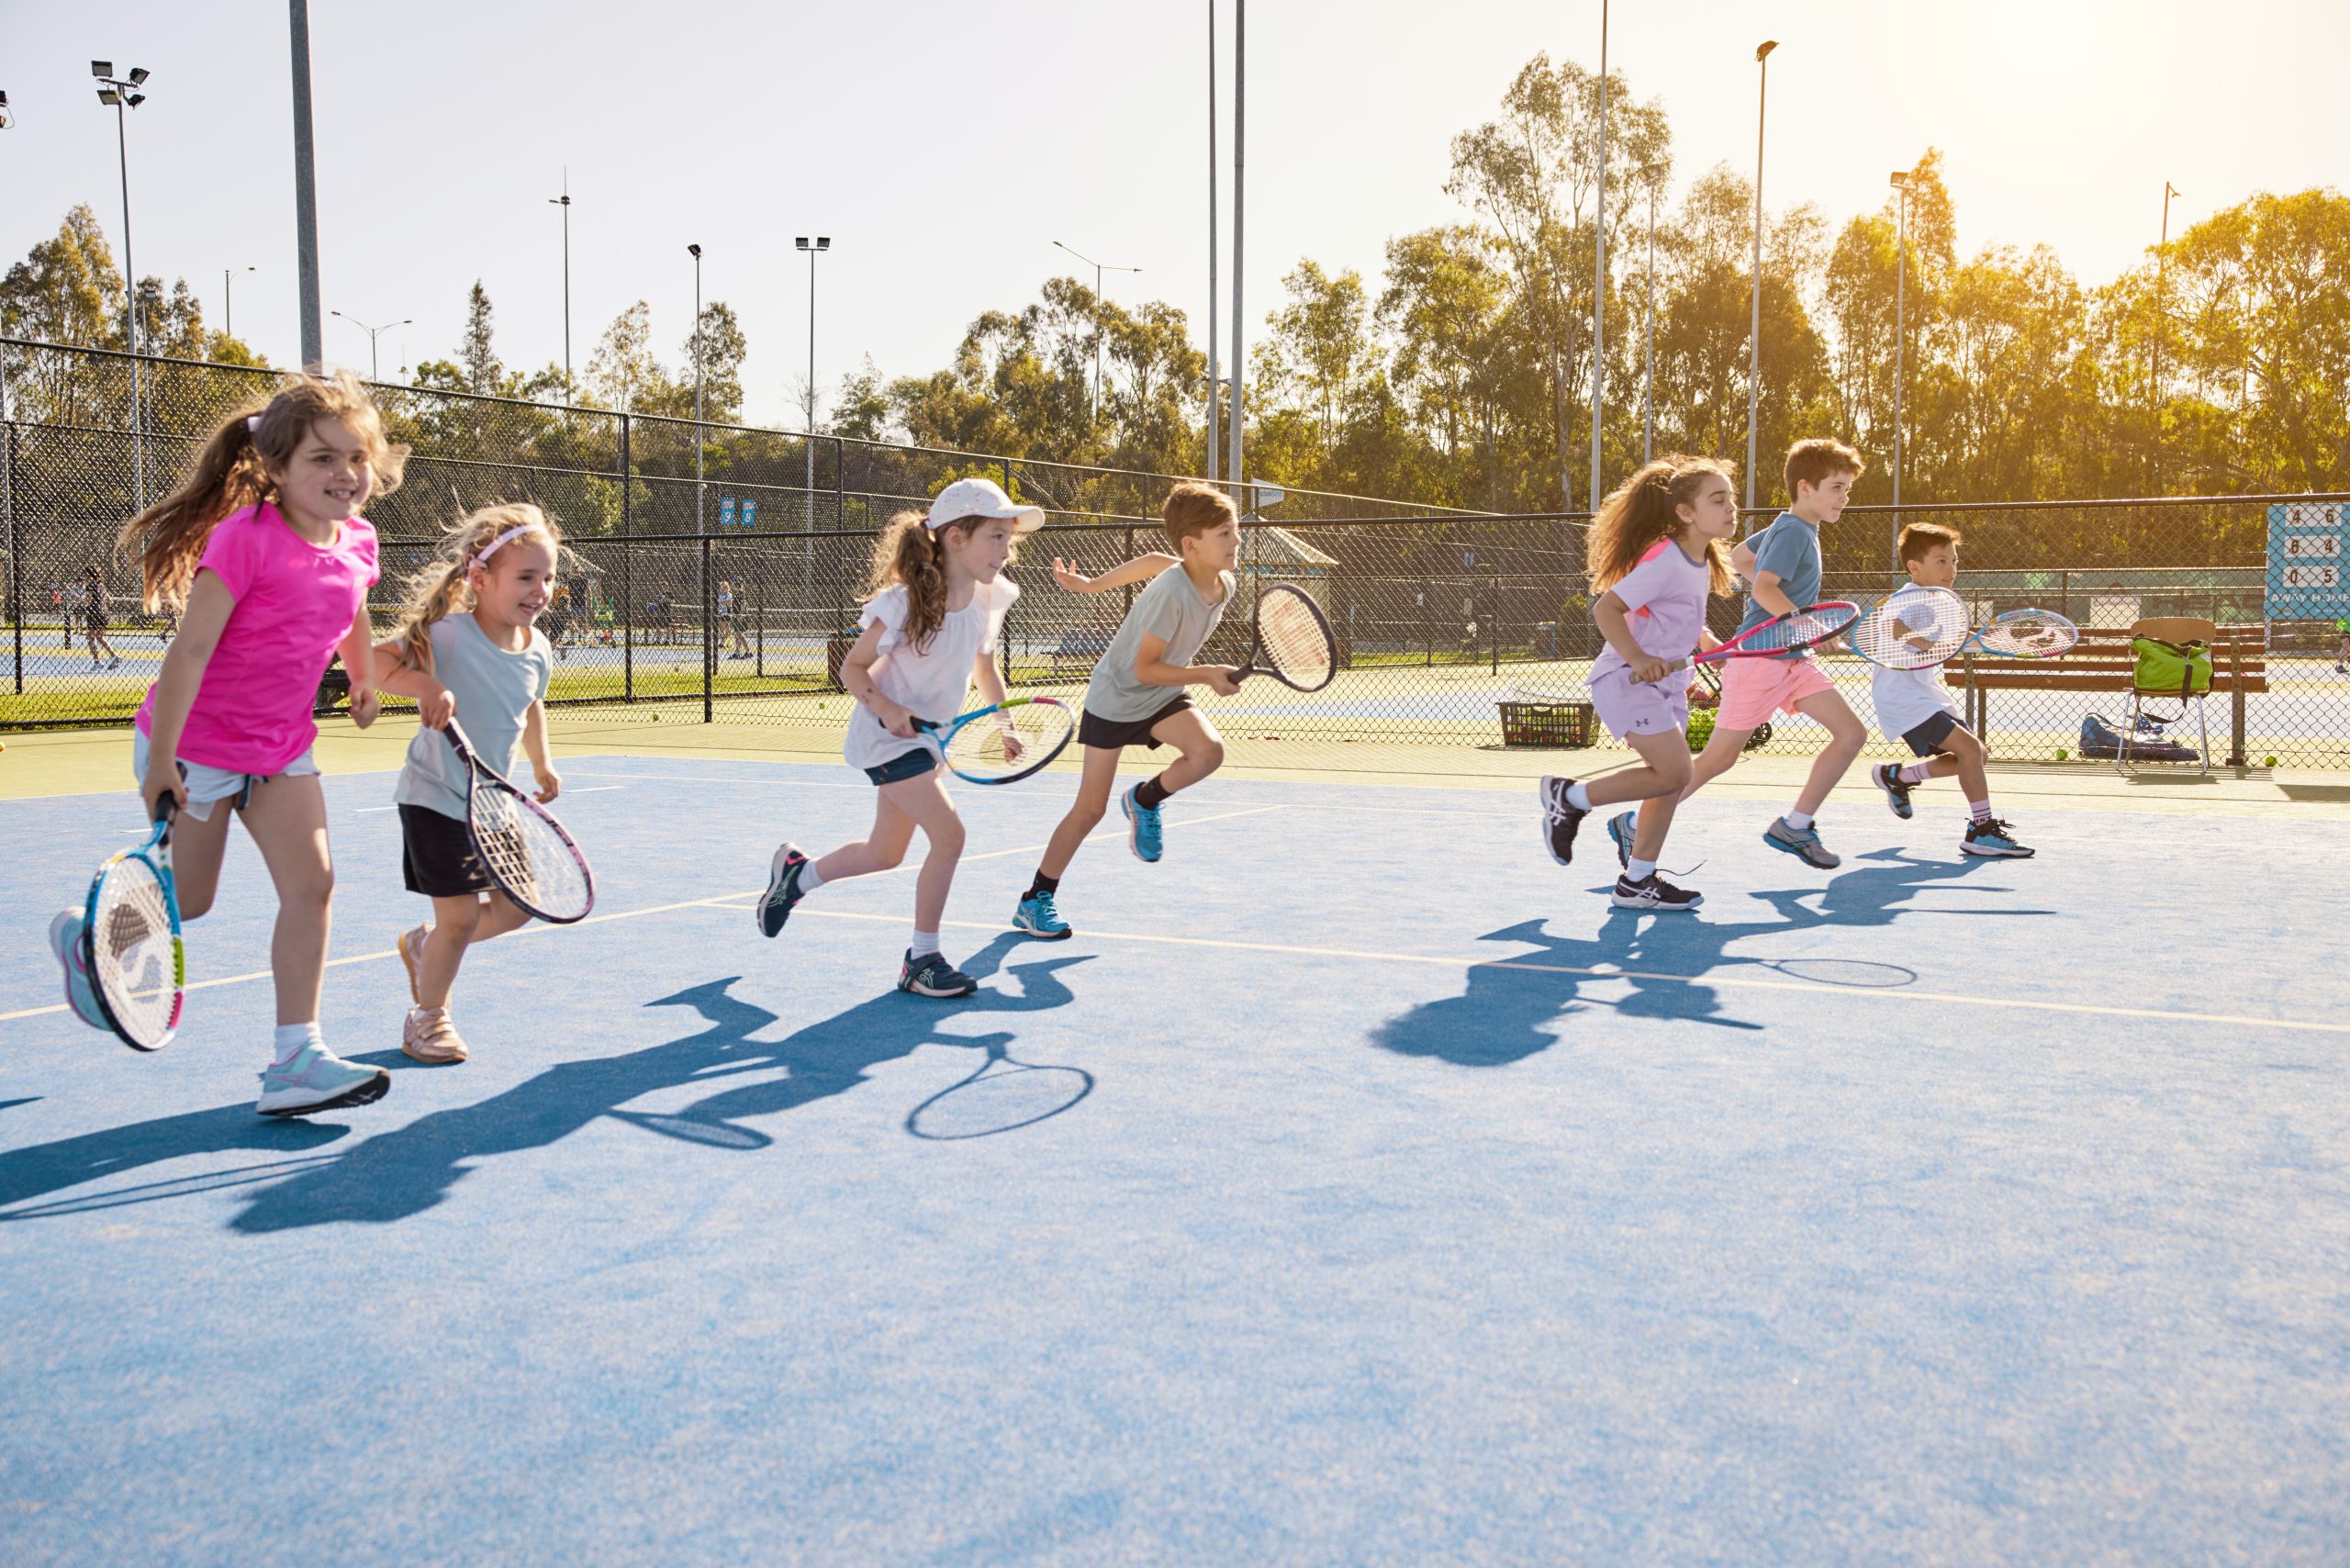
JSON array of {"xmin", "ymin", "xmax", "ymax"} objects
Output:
[{"xmin": 2119, "ymin": 615, "xmax": 2215, "ymax": 775}]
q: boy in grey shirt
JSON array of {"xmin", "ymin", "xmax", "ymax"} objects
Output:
[{"xmin": 1014, "ymin": 483, "xmax": 1243, "ymax": 940}]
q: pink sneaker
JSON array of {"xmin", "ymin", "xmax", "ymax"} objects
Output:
[
  {"xmin": 396, "ymin": 924, "xmax": 431, "ymax": 1004},
  {"xmin": 401, "ymin": 1005, "xmax": 467, "ymax": 1065}
]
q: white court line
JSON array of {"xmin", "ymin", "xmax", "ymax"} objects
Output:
[{"xmin": 357, "ymin": 785, "xmax": 627, "ymax": 814}]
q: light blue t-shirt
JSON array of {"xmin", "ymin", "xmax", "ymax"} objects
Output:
[
  {"xmin": 394, "ymin": 615, "xmax": 554, "ymax": 821},
  {"xmin": 1735, "ymin": 511, "xmax": 1823, "ymax": 658}
]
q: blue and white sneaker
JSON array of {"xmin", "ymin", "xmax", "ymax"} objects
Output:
[
  {"xmin": 1963, "ymin": 816, "xmax": 2036, "ymax": 858},
  {"xmin": 755, "ymin": 842, "xmax": 809, "ymax": 937},
  {"xmin": 48, "ymin": 909, "xmax": 107, "ymax": 1031},
  {"xmin": 898, "ymin": 949, "xmax": 979, "ymax": 998},
  {"xmin": 1762, "ymin": 816, "xmax": 1841, "ymax": 869},
  {"xmin": 1013, "ymin": 890, "xmax": 1073, "ymax": 940},
  {"xmin": 1606, "ymin": 811, "xmax": 1638, "ymax": 869},
  {"xmin": 256, "ymin": 1043, "xmax": 390, "ymax": 1117},
  {"xmin": 1122, "ymin": 786, "xmax": 1164, "ymax": 863},
  {"xmin": 1873, "ymin": 763, "xmax": 1916, "ymax": 821}
]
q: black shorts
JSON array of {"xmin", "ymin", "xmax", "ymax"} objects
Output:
[
  {"xmin": 864, "ymin": 746, "xmax": 940, "ymax": 786},
  {"xmin": 1078, "ymin": 694, "xmax": 1194, "ymax": 752},
  {"xmin": 1901, "ymin": 711, "xmax": 1963, "ymax": 756},
  {"xmin": 400, "ymin": 804, "xmax": 494, "ymax": 897}
]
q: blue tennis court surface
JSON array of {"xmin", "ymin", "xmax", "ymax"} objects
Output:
[{"xmin": 4, "ymin": 757, "xmax": 2346, "ymax": 1563}]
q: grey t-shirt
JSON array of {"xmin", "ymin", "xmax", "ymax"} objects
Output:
[
  {"xmin": 1085, "ymin": 565, "xmax": 1237, "ymax": 724},
  {"xmin": 1735, "ymin": 511, "xmax": 1823, "ymax": 657},
  {"xmin": 395, "ymin": 614, "xmax": 554, "ymax": 821}
]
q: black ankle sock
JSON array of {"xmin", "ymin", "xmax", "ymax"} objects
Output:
[
  {"xmin": 1134, "ymin": 776, "xmax": 1171, "ymax": 811},
  {"xmin": 1026, "ymin": 871, "xmax": 1059, "ymax": 899}
]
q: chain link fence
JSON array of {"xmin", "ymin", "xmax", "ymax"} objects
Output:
[{"xmin": 6, "ymin": 340, "xmax": 2348, "ymax": 768}]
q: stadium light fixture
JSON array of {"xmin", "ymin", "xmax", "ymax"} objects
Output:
[
  {"xmin": 795, "ymin": 238, "xmax": 833, "ymax": 503},
  {"xmin": 94, "ymin": 59, "xmax": 154, "ymax": 507}
]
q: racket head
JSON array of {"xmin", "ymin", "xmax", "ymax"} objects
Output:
[
  {"xmin": 1846, "ymin": 588, "xmax": 1968, "ymax": 669},
  {"xmin": 1696, "ymin": 600, "xmax": 1861, "ymax": 663},
  {"xmin": 448, "ymin": 723, "xmax": 596, "ymax": 924},
  {"xmin": 1973, "ymin": 608, "xmax": 2079, "ymax": 659},
  {"xmin": 935, "ymin": 698, "xmax": 1076, "ymax": 785},
  {"xmin": 82, "ymin": 806, "xmax": 184, "ymax": 1051},
  {"xmin": 1245, "ymin": 583, "xmax": 1337, "ymax": 691}
]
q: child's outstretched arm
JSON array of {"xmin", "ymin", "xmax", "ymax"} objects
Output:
[
  {"xmin": 1052, "ymin": 554, "xmax": 1181, "ymax": 594},
  {"xmin": 369, "ymin": 636, "xmax": 455, "ymax": 728},
  {"xmin": 520, "ymin": 698, "xmax": 559, "ymax": 802}
]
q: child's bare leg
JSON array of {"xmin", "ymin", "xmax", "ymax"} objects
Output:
[
  {"xmin": 469, "ymin": 890, "xmax": 534, "ymax": 942},
  {"xmin": 1143, "ymin": 710, "xmax": 1225, "ymax": 794},
  {"xmin": 236, "ymin": 773, "xmax": 336, "ymax": 1027},
  {"xmin": 877, "ymin": 771, "xmax": 965, "ymax": 933},
  {"xmin": 418, "ymin": 893, "xmax": 483, "ymax": 1010},
  {"xmin": 1612, "ymin": 732, "xmax": 1693, "ymax": 860},
  {"xmin": 1586, "ymin": 728, "xmax": 1694, "ymax": 811},
  {"xmin": 1037, "ymin": 746, "xmax": 1123, "ymax": 879},
  {"xmin": 1674, "ymin": 727, "xmax": 1752, "ymax": 803},
  {"xmin": 1942, "ymin": 726, "xmax": 1990, "ymax": 803},
  {"xmin": 1788, "ymin": 688, "xmax": 1867, "ymax": 817},
  {"xmin": 812, "ymin": 791, "xmax": 917, "ymax": 883},
  {"xmin": 164, "ymin": 801, "xmax": 238, "ymax": 920}
]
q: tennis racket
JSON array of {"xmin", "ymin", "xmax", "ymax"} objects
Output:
[
  {"xmin": 443, "ymin": 721, "xmax": 596, "ymax": 924},
  {"xmin": 81, "ymin": 798, "xmax": 185, "ymax": 1051},
  {"xmin": 1659, "ymin": 600, "xmax": 1860, "ymax": 674},
  {"xmin": 1846, "ymin": 587, "xmax": 1970, "ymax": 669},
  {"xmin": 914, "ymin": 696, "xmax": 1076, "ymax": 785},
  {"xmin": 1232, "ymin": 583, "xmax": 1337, "ymax": 692},
  {"xmin": 1964, "ymin": 607, "xmax": 2079, "ymax": 659}
]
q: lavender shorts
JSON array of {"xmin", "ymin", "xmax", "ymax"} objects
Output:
[{"xmin": 1588, "ymin": 666, "xmax": 1690, "ymax": 741}]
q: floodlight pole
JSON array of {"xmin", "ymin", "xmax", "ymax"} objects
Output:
[
  {"xmin": 550, "ymin": 172, "xmax": 572, "ymax": 390},
  {"xmin": 1890, "ymin": 170, "xmax": 1908, "ymax": 572},
  {"xmin": 796, "ymin": 236, "xmax": 830, "ymax": 512},
  {"xmin": 689, "ymin": 244, "xmax": 704, "ymax": 534},
  {"xmin": 1642, "ymin": 167, "xmax": 1659, "ymax": 466},
  {"xmin": 1206, "ymin": 0, "xmax": 1220, "ymax": 481},
  {"xmin": 94, "ymin": 62, "xmax": 151, "ymax": 510},
  {"xmin": 1227, "ymin": 0, "xmax": 1246, "ymax": 491},
  {"xmin": 2154, "ymin": 179, "xmax": 2179, "ymax": 483},
  {"xmin": 289, "ymin": 0, "xmax": 323, "ymax": 370},
  {"xmin": 223, "ymin": 266, "xmax": 255, "ymax": 345},
  {"xmin": 1745, "ymin": 39, "xmax": 1777, "ymax": 515},
  {"xmin": 1589, "ymin": 0, "xmax": 1607, "ymax": 510}
]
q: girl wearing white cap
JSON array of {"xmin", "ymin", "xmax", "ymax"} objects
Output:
[
  {"xmin": 371, "ymin": 502, "xmax": 565, "ymax": 1063},
  {"xmin": 755, "ymin": 477, "xmax": 1041, "ymax": 997}
]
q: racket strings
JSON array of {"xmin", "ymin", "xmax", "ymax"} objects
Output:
[
  {"xmin": 1258, "ymin": 594, "xmax": 1335, "ymax": 685},
  {"xmin": 90, "ymin": 863, "xmax": 177, "ymax": 1039},
  {"xmin": 1978, "ymin": 611, "xmax": 2078, "ymax": 657},
  {"xmin": 1742, "ymin": 604, "xmax": 1857, "ymax": 654},
  {"xmin": 471, "ymin": 787, "xmax": 590, "ymax": 918},
  {"xmin": 1851, "ymin": 591, "xmax": 1968, "ymax": 668},
  {"xmin": 946, "ymin": 703, "xmax": 1075, "ymax": 781}
]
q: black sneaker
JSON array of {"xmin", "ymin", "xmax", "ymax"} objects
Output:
[
  {"xmin": 1611, "ymin": 872, "xmax": 1704, "ymax": 912},
  {"xmin": 898, "ymin": 949, "xmax": 978, "ymax": 998},
  {"xmin": 1962, "ymin": 817, "xmax": 2036, "ymax": 858},
  {"xmin": 1873, "ymin": 763, "xmax": 1916, "ymax": 821},
  {"xmin": 755, "ymin": 842, "xmax": 809, "ymax": 937},
  {"xmin": 1606, "ymin": 811, "xmax": 1637, "ymax": 868},
  {"xmin": 1539, "ymin": 776, "xmax": 1588, "ymax": 865}
]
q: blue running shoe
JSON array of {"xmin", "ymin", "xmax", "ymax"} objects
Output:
[
  {"xmin": 257, "ymin": 1043, "xmax": 390, "ymax": 1117},
  {"xmin": 1762, "ymin": 815, "xmax": 1841, "ymax": 868},
  {"xmin": 1963, "ymin": 816, "xmax": 2035, "ymax": 858},
  {"xmin": 898, "ymin": 949, "xmax": 979, "ymax": 998},
  {"xmin": 48, "ymin": 910, "xmax": 106, "ymax": 1032},
  {"xmin": 1122, "ymin": 785, "xmax": 1164, "ymax": 863},
  {"xmin": 1013, "ymin": 890, "xmax": 1073, "ymax": 939},
  {"xmin": 1606, "ymin": 811, "xmax": 1637, "ymax": 869},
  {"xmin": 1872, "ymin": 763, "xmax": 1916, "ymax": 821}
]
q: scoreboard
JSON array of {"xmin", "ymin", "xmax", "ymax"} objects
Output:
[{"xmin": 2266, "ymin": 503, "xmax": 2349, "ymax": 618}]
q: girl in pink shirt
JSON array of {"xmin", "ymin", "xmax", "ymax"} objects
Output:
[{"xmin": 49, "ymin": 372, "xmax": 411, "ymax": 1117}]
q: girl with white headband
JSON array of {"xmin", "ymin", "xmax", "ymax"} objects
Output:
[
  {"xmin": 49, "ymin": 372, "xmax": 407, "ymax": 1116},
  {"xmin": 371, "ymin": 501, "xmax": 565, "ymax": 1064}
]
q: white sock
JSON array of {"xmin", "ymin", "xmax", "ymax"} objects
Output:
[
  {"xmin": 1565, "ymin": 780, "xmax": 1593, "ymax": 812},
  {"xmin": 797, "ymin": 861, "xmax": 824, "ymax": 892},
  {"xmin": 1785, "ymin": 810, "xmax": 1814, "ymax": 830},
  {"xmin": 1968, "ymin": 801, "xmax": 1993, "ymax": 823},
  {"xmin": 272, "ymin": 1021, "xmax": 322, "ymax": 1064},
  {"xmin": 1627, "ymin": 857, "xmax": 1658, "ymax": 880},
  {"xmin": 1898, "ymin": 762, "xmax": 1933, "ymax": 785},
  {"xmin": 911, "ymin": 929, "xmax": 942, "ymax": 958}
]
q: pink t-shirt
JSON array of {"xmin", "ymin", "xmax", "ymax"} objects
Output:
[{"xmin": 135, "ymin": 502, "xmax": 380, "ymax": 774}]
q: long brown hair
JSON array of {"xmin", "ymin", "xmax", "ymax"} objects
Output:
[
  {"xmin": 390, "ymin": 501, "xmax": 565, "ymax": 673},
  {"xmin": 1585, "ymin": 454, "xmax": 1737, "ymax": 598},
  {"xmin": 115, "ymin": 369, "xmax": 409, "ymax": 611},
  {"xmin": 862, "ymin": 510, "xmax": 1005, "ymax": 652}
]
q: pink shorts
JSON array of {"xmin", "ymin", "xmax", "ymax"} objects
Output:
[{"xmin": 1716, "ymin": 655, "xmax": 1836, "ymax": 731}]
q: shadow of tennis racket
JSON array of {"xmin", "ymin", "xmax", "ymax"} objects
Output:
[
  {"xmin": 1747, "ymin": 957, "xmax": 1919, "ymax": 989},
  {"xmin": 906, "ymin": 1037, "xmax": 1094, "ymax": 1142}
]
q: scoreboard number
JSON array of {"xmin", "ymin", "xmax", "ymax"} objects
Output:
[
  {"xmin": 2280, "ymin": 565, "xmax": 2341, "ymax": 589},
  {"xmin": 2282, "ymin": 533, "xmax": 2341, "ymax": 560}
]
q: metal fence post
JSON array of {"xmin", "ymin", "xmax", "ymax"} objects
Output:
[
  {"xmin": 3, "ymin": 360, "xmax": 19, "ymax": 696},
  {"xmin": 701, "ymin": 532, "xmax": 714, "ymax": 723},
  {"xmin": 620, "ymin": 411, "xmax": 634, "ymax": 703}
]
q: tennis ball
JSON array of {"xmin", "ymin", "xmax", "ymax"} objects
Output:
[
  {"xmin": 2265, "ymin": 755, "xmax": 2277, "ymax": 767},
  {"xmin": 2055, "ymin": 747, "xmax": 2069, "ymax": 760}
]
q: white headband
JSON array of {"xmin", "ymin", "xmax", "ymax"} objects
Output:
[
  {"xmin": 474, "ymin": 523, "xmax": 536, "ymax": 566},
  {"xmin": 246, "ymin": 414, "xmax": 262, "ymax": 433}
]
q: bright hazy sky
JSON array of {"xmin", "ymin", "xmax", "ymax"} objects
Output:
[{"xmin": 6, "ymin": 0, "xmax": 2344, "ymax": 430}]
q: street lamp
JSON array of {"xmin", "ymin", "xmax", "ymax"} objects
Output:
[
  {"xmin": 1639, "ymin": 162, "xmax": 1663, "ymax": 467},
  {"xmin": 1889, "ymin": 170, "xmax": 1909, "ymax": 570},
  {"xmin": 795, "ymin": 236, "xmax": 830, "ymax": 513},
  {"xmin": 329, "ymin": 310, "xmax": 409, "ymax": 379},
  {"xmin": 223, "ymin": 265, "xmax": 255, "ymax": 345},
  {"xmin": 688, "ymin": 244, "xmax": 704, "ymax": 534},
  {"xmin": 93, "ymin": 60, "xmax": 152, "ymax": 508},
  {"xmin": 1744, "ymin": 39, "xmax": 1777, "ymax": 515},
  {"xmin": 548, "ymin": 173, "xmax": 572, "ymax": 392},
  {"xmin": 1589, "ymin": 0, "xmax": 1609, "ymax": 509},
  {"xmin": 1051, "ymin": 239, "xmax": 1141, "ymax": 420}
]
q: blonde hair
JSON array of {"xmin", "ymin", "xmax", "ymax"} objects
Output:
[
  {"xmin": 1586, "ymin": 454, "xmax": 1737, "ymax": 599},
  {"xmin": 390, "ymin": 501, "xmax": 565, "ymax": 673},
  {"xmin": 862, "ymin": 508, "xmax": 1016, "ymax": 653},
  {"xmin": 116, "ymin": 369, "xmax": 408, "ymax": 612}
]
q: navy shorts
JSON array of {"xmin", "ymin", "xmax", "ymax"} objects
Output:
[
  {"xmin": 1078, "ymin": 695, "xmax": 1194, "ymax": 752},
  {"xmin": 1901, "ymin": 711, "xmax": 1963, "ymax": 756},
  {"xmin": 400, "ymin": 804, "xmax": 494, "ymax": 897},
  {"xmin": 864, "ymin": 746, "xmax": 940, "ymax": 785}
]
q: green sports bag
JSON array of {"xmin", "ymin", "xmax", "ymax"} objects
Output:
[{"xmin": 2131, "ymin": 635, "xmax": 2213, "ymax": 705}]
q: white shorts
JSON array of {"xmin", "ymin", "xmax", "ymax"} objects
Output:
[
  {"xmin": 1588, "ymin": 666, "xmax": 1690, "ymax": 741},
  {"xmin": 132, "ymin": 731, "xmax": 319, "ymax": 822}
]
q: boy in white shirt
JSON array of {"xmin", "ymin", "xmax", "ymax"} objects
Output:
[{"xmin": 1869, "ymin": 523, "xmax": 2033, "ymax": 857}]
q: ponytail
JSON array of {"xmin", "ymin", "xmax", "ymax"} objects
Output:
[
  {"xmin": 864, "ymin": 510, "xmax": 956, "ymax": 652},
  {"xmin": 390, "ymin": 501, "xmax": 564, "ymax": 673},
  {"xmin": 115, "ymin": 368, "xmax": 408, "ymax": 612},
  {"xmin": 1586, "ymin": 454, "xmax": 1737, "ymax": 599}
]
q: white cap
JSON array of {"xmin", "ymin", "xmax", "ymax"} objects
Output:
[{"xmin": 926, "ymin": 476, "xmax": 1045, "ymax": 534}]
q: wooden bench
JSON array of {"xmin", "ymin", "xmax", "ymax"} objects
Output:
[
  {"xmin": 1942, "ymin": 622, "xmax": 2267, "ymax": 767},
  {"xmin": 1050, "ymin": 627, "xmax": 1113, "ymax": 677}
]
